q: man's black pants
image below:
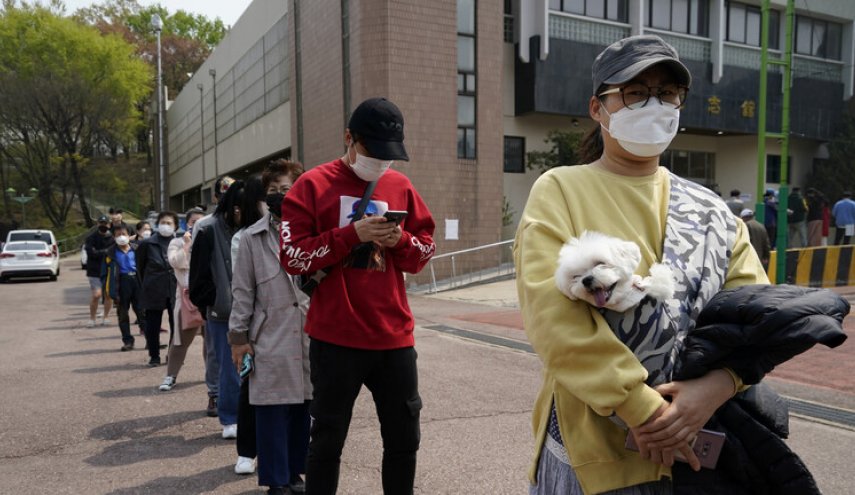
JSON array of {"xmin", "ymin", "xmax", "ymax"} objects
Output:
[{"xmin": 305, "ymin": 338, "xmax": 421, "ymax": 495}]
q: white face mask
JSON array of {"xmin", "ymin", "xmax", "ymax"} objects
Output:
[
  {"xmin": 115, "ymin": 235, "xmax": 130, "ymax": 246},
  {"xmin": 601, "ymin": 101, "xmax": 680, "ymax": 157},
  {"xmin": 352, "ymin": 152, "xmax": 392, "ymax": 182},
  {"xmin": 158, "ymin": 224, "xmax": 175, "ymax": 237},
  {"xmin": 141, "ymin": 230, "xmax": 152, "ymax": 239}
]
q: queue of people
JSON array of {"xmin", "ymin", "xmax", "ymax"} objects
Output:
[
  {"xmin": 84, "ymin": 96, "xmax": 435, "ymax": 495},
  {"xmin": 80, "ymin": 36, "xmax": 844, "ymax": 493}
]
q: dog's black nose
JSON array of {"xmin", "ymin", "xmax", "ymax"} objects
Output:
[{"xmin": 582, "ymin": 275, "xmax": 594, "ymax": 288}]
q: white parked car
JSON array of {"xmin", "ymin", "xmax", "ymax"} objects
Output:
[
  {"xmin": 0, "ymin": 240, "xmax": 60, "ymax": 282},
  {"xmin": 5, "ymin": 230, "xmax": 59, "ymax": 256}
]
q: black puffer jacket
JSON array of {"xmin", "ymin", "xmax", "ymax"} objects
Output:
[
  {"xmin": 672, "ymin": 284, "xmax": 849, "ymax": 495},
  {"xmin": 676, "ymin": 284, "xmax": 848, "ymax": 385}
]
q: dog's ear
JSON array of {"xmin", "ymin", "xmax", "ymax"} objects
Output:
[{"xmin": 614, "ymin": 241, "xmax": 641, "ymax": 270}]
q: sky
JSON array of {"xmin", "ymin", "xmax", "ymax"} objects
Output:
[{"xmin": 60, "ymin": 0, "xmax": 253, "ymax": 27}]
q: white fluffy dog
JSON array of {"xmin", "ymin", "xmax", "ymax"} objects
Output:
[{"xmin": 555, "ymin": 231, "xmax": 674, "ymax": 312}]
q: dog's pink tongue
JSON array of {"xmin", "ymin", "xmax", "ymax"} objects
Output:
[{"xmin": 593, "ymin": 289, "xmax": 607, "ymax": 307}]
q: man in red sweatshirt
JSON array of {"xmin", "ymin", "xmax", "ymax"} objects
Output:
[{"xmin": 279, "ymin": 97, "xmax": 435, "ymax": 495}]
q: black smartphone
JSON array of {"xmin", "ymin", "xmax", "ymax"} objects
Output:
[
  {"xmin": 383, "ymin": 210, "xmax": 408, "ymax": 225},
  {"xmin": 239, "ymin": 353, "xmax": 254, "ymax": 379},
  {"xmin": 625, "ymin": 428, "xmax": 726, "ymax": 470}
]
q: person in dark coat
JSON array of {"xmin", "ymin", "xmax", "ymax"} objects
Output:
[
  {"xmin": 740, "ymin": 209, "xmax": 771, "ymax": 270},
  {"xmin": 189, "ymin": 182, "xmax": 245, "ymax": 439},
  {"xmin": 84, "ymin": 215, "xmax": 115, "ymax": 328},
  {"xmin": 137, "ymin": 211, "xmax": 179, "ymax": 366}
]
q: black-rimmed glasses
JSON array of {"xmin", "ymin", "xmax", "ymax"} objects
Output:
[{"xmin": 598, "ymin": 83, "xmax": 688, "ymax": 110}]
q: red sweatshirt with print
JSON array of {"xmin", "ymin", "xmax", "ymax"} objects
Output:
[{"xmin": 279, "ymin": 158, "xmax": 436, "ymax": 350}]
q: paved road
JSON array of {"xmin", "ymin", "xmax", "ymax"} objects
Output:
[{"xmin": 0, "ymin": 260, "xmax": 853, "ymax": 494}]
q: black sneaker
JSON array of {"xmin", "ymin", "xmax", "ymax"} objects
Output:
[
  {"xmin": 120, "ymin": 343, "xmax": 134, "ymax": 352},
  {"xmin": 206, "ymin": 397, "xmax": 218, "ymax": 417},
  {"xmin": 147, "ymin": 357, "xmax": 161, "ymax": 367},
  {"xmin": 267, "ymin": 487, "xmax": 287, "ymax": 495}
]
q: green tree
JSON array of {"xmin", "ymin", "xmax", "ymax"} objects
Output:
[
  {"xmin": 806, "ymin": 115, "xmax": 855, "ymax": 205},
  {"xmin": 526, "ymin": 130, "xmax": 585, "ymax": 175},
  {"xmin": 0, "ymin": 5, "xmax": 151, "ymax": 227},
  {"xmin": 74, "ymin": 0, "xmax": 227, "ymax": 97}
]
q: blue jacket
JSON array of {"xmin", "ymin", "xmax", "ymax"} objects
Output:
[{"xmin": 101, "ymin": 245, "xmax": 137, "ymax": 301}]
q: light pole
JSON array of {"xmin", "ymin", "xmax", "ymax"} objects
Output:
[
  {"xmin": 197, "ymin": 83, "xmax": 206, "ymax": 196},
  {"xmin": 152, "ymin": 13, "xmax": 166, "ymax": 210},
  {"xmin": 6, "ymin": 187, "xmax": 38, "ymax": 228},
  {"xmin": 209, "ymin": 68, "xmax": 219, "ymax": 179}
]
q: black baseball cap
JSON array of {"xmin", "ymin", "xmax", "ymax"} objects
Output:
[
  {"xmin": 97, "ymin": 215, "xmax": 109, "ymax": 223},
  {"xmin": 347, "ymin": 97, "xmax": 409, "ymax": 161},
  {"xmin": 592, "ymin": 35, "xmax": 691, "ymax": 94}
]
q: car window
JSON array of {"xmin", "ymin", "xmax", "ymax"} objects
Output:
[
  {"xmin": 8, "ymin": 232, "xmax": 53, "ymax": 244},
  {"xmin": 4, "ymin": 241, "xmax": 49, "ymax": 251}
]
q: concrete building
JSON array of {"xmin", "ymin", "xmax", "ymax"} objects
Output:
[{"xmin": 165, "ymin": 0, "xmax": 855, "ymax": 275}]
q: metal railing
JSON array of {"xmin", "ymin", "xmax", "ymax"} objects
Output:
[{"xmin": 424, "ymin": 240, "xmax": 515, "ymax": 294}]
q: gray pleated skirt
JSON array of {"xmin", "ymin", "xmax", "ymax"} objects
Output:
[{"xmin": 529, "ymin": 426, "xmax": 672, "ymax": 495}]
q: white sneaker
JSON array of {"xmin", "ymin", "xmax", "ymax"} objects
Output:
[
  {"xmin": 158, "ymin": 376, "xmax": 176, "ymax": 392},
  {"xmin": 222, "ymin": 424, "xmax": 237, "ymax": 439},
  {"xmin": 99, "ymin": 317, "xmax": 111, "ymax": 326},
  {"xmin": 86, "ymin": 319, "xmax": 96, "ymax": 328},
  {"xmin": 234, "ymin": 456, "xmax": 256, "ymax": 475}
]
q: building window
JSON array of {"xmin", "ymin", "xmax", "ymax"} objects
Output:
[
  {"xmin": 457, "ymin": 0, "xmax": 476, "ymax": 159},
  {"xmin": 504, "ymin": 136, "xmax": 525, "ymax": 173},
  {"xmin": 795, "ymin": 16, "xmax": 842, "ymax": 61},
  {"xmin": 661, "ymin": 149, "xmax": 716, "ymax": 188},
  {"xmin": 549, "ymin": 0, "xmax": 628, "ymax": 23},
  {"xmin": 645, "ymin": 0, "xmax": 709, "ymax": 37},
  {"xmin": 766, "ymin": 155, "xmax": 791, "ymax": 184},
  {"xmin": 726, "ymin": 1, "xmax": 779, "ymax": 50}
]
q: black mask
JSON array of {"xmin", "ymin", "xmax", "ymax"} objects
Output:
[
  {"xmin": 265, "ymin": 193, "xmax": 285, "ymax": 217},
  {"xmin": 98, "ymin": 225, "xmax": 109, "ymax": 233}
]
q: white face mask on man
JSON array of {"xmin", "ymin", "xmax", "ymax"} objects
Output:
[
  {"xmin": 352, "ymin": 152, "xmax": 393, "ymax": 182},
  {"xmin": 601, "ymin": 101, "xmax": 680, "ymax": 157},
  {"xmin": 115, "ymin": 235, "xmax": 130, "ymax": 246}
]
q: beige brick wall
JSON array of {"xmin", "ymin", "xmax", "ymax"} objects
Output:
[
  {"xmin": 291, "ymin": 0, "xmax": 505, "ymax": 284},
  {"xmin": 294, "ymin": 0, "xmax": 347, "ymax": 168}
]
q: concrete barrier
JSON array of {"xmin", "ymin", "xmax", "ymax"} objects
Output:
[{"xmin": 767, "ymin": 245, "xmax": 855, "ymax": 287}]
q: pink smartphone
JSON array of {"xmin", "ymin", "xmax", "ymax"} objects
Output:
[{"xmin": 625, "ymin": 429, "xmax": 726, "ymax": 470}]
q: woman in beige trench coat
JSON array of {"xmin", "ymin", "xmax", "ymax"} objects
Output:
[{"xmin": 228, "ymin": 160, "xmax": 311, "ymax": 495}]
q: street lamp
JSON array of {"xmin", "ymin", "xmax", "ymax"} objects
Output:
[
  {"xmin": 152, "ymin": 13, "xmax": 166, "ymax": 211},
  {"xmin": 209, "ymin": 68, "xmax": 219, "ymax": 179},
  {"xmin": 197, "ymin": 83, "xmax": 206, "ymax": 194},
  {"xmin": 5, "ymin": 187, "xmax": 38, "ymax": 228}
]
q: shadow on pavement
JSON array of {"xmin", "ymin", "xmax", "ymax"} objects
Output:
[
  {"xmin": 88, "ymin": 435, "xmax": 217, "ymax": 467},
  {"xmin": 90, "ymin": 411, "xmax": 203, "ymax": 442},
  {"xmin": 104, "ymin": 467, "xmax": 241, "ymax": 495},
  {"xmin": 36, "ymin": 324, "xmax": 84, "ymax": 331},
  {"xmin": 95, "ymin": 381, "xmax": 204, "ymax": 399},
  {"xmin": 64, "ymin": 285, "xmax": 92, "ymax": 305},
  {"xmin": 73, "ymin": 363, "xmax": 150, "ymax": 374},
  {"xmin": 78, "ymin": 335, "xmax": 123, "ymax": 341},
  {"xmin": 47, "ymin": 348, "xmax": 119, "ymax": 358}
]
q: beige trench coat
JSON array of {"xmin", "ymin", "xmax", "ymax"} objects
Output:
[{"xmin": 228, "ymin": 213, "xmax": 312, "ymax": 405}]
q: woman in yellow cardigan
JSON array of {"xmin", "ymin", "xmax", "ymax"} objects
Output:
[{"xmin": 514, "ymin": 35, "xmax": 768, "ymax": 495}]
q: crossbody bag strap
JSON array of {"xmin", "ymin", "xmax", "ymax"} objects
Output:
[
  {"xmin": 299, "ymin": 180, "xmax": 378, "ymax": 295},
  {"xmin": 349, "ymin": 180, "xmax": 378, "ymax": 222}
]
